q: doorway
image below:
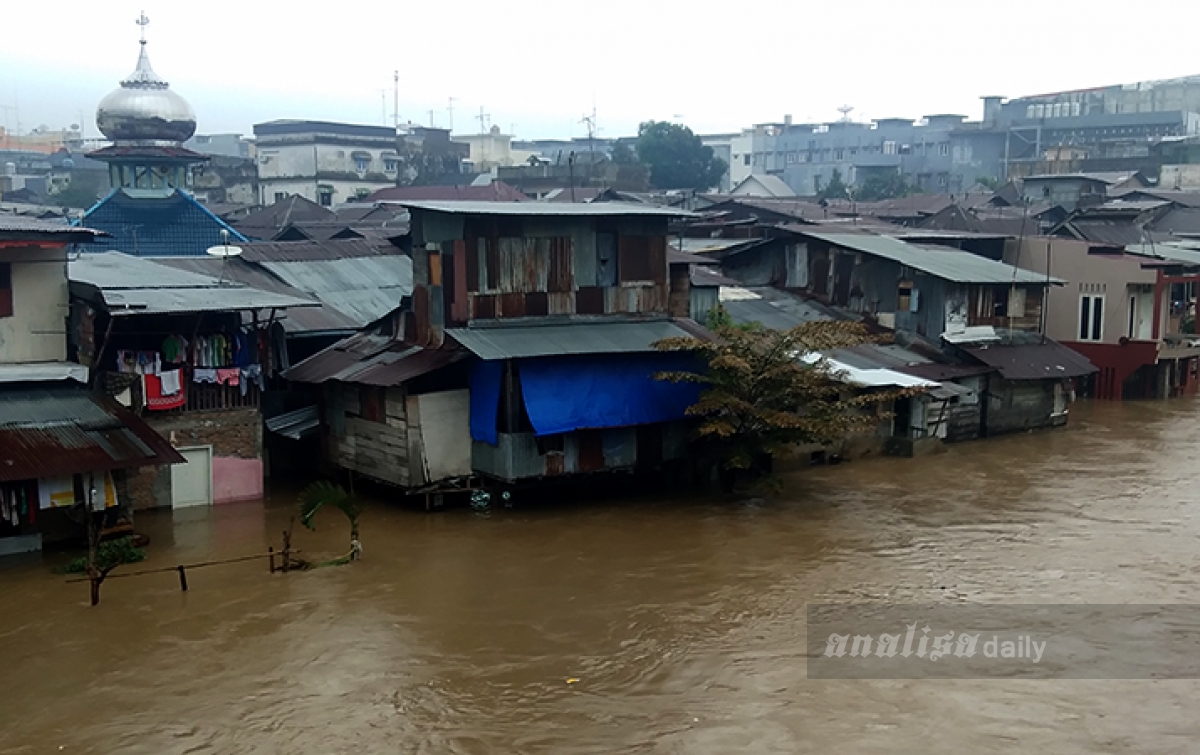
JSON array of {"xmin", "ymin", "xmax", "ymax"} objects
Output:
[{"xmin": 171, "ymin": 446, "xmax": 213, "ymax": 508}]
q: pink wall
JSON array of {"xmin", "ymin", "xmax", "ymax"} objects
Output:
[{"xmin": 212, "ymin": 456, "xmax": 263, "ymax": 504}]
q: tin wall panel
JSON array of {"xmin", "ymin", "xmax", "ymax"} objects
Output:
[
  {"xmin": 547, "ymin": 292, "xmax": 575, "ymax": 315},
  {"xmin": 498, "ymin": 293, "xmax": 526, "ymax": 318}
]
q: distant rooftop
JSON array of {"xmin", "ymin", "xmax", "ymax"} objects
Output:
[{"xmin": 397, "ymin": 200, "xmax": 695, "ymax": 218}]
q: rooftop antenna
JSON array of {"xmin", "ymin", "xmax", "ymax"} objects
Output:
[
  {"xmin": 837, "ymin": 105, "xmax": 854, "ymax": 123},
  {"xmin": 376, "ymin": 89, "xmax": 387, "ymax": 126},
  {"xmin": 580, "ymin": 106, "xmax": 600, "ymax": 185},
  {"xmin": 206, "ymin": 229, "xmax": 243, "ymax": 285},
  {"xmin": 476, "ymin": 106, "xmax": 491, "ymax": 133},
  {"xmin": 137, "ymin": 10, "xmax": 149, "ymax": 44},
  {"xmin": 447, "ymin": 97, "xmax": 457, "ymax": 132}
]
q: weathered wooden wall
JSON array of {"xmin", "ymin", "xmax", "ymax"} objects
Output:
[{"xmin": 323, "ymin": 383, "xmax": 410, "ymax": 487}]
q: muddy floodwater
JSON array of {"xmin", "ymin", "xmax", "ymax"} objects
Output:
[{"xmin": 3, "ymin": 400, "xmax": 1200, "ymax": 753}]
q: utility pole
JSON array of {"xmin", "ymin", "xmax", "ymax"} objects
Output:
[
  {"xmin": 429, "ymin": 110, "xmax": 436, "ymax": 128},
  {"xmin": 377, "ymin": 89, "xmax": 387, "ymax": 126},
  {"xmin": 393, "ymin": 70, "xmax": 399, "ymax": 129}
]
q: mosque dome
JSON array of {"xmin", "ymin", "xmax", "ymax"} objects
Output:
[{"xmin": 96, "ymin": 41, "xmax": 196, "ymax": 144}]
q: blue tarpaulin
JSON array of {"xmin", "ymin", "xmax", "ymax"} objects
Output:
[
  {"xmin": 518, "ymin": 353, "xmax": 701, "ymax": 436},
  {"xmin": 469, "ymin": 360, "xmax": 503, "ymax": 445}
]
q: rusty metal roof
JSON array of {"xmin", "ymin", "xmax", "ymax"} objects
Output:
[
  {"xmin": 962, "ymin": 340, "xmax": 1096, "ymax": 380},
  {"xmin": 285, "ymin": 332, "xmax": 466, "ymax": 386},
  {"xmin": 0, "ymin": 388, "xmax": 185, "ymax": 481}
]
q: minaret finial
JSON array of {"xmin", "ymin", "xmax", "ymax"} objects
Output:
[{"xmin": 137, "ymin": 11, "xmax": 149, "ymax": 45}]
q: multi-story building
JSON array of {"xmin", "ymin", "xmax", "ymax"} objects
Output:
[
  {"xmin": 745, "ymin": 114, "xmax": 967, "ymax": 196},
  {"xmin": 254, "ymin": 120, "xmax": 401, "ymax": 207}
]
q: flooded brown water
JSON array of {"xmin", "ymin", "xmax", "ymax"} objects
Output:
[{"xmin": 2, "ymin": 400, "xmax": 1200, "ymax": 754}]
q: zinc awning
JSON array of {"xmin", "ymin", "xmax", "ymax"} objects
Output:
[{"xmin": 0, "ymin": 389, "xmax": 185, "ymax": 481}]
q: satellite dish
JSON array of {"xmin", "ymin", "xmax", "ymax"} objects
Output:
[{"xmin": 205, "ymin": 243, "xmax": 243, "ymax": 257}]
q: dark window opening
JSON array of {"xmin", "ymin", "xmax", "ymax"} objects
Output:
[{"xmin": 0, "ymin": 263, "xmax": 11, "ymax": 318}]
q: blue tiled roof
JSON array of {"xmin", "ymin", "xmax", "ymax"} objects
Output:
[{"xmin": 78, "ymin": 188, "xmax": 247, "ymax": 256}]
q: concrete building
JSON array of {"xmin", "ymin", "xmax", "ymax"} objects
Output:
[
  {"xmin": 746, "ymin": 114, "xmax": 967, "ymax": 196},
  {"xmin": 254, "ymin": 120, "xmax": 401, "ymax": 207},
  {"xmin": 0, "ymin": 217, "xmax": 182, "ymax": 556},
  {"xmin": 185, "ymin": 133, "xmax": 253, "ymax": 159},
  {"xmin": 1013, "ymin": 237, "xmax": 1200, "ymax": 400},
  {"xmin": 453, "ymin": 125, "xmax": 537, "ymax": 171}
]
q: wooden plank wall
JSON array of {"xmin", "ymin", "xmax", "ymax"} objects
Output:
[{"xmin": 325, "ymin": 384, "xmax": 410, "ymax": 487}]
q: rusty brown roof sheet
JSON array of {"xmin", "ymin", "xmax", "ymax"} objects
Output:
[
  {"xmin": 285, "ymin": 332, "xmax": 466, "ymax": 386},
  {"xmin": 962, "ymin": 341, "xmax": 1096, "ymax": 380},
  {"xmin": 0, "ymin": 389, "xmax": 184, "ymax": 481}
]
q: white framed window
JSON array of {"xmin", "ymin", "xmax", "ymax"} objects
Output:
[
  {"xmin": 883, "ymin": 141, "xmax": 897, "ymax": 155},
  {"xmin": 1078, "ymin": 294, "xmax": 1104, "ymax": 341},
  {"xmin": 354, "ymin": 157, "xmax": 371, "ymax": 172}
]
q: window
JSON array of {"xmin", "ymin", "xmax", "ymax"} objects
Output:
[
  {"xmin": 354, "ymin": 157, "xmax": 371, "ymax": 172},
  {"xmin": 0, "ymin": 264, "xmax": 11, "ymax": 318},
  {"xmin": 786, "ymin": 152, "xmax": 797, "ymax": 164},
  {"xmin": 743, "ymin": 154, "xmax": 751, "ymax": 166},
  {"xmin": 883, "ymin": 141, "xmax": 897, "ymax": 155},
  {"xmin": 274, "ymin": 192, "xmax": 285, "ymax": 203},
  {"xmin": 318, "ymin": 190, "xmax": 333, "ymax": 207},
  {"xmin": 1079, "ymin": 294, "xmax": 1104, "ymax": 341},
  {"xmin": 834, "ymin": 148, "xmax": 844, "ymax": 161},
  {"xmin": 991, "ymin": 286, "xmax": 1009, "ymax": 318},
  {"xmin": 939, "ymin": 143, "xmax": 950, "ymax": 156},
  {"xmin": 897, "ymin": 280, "xmax": 913, "ymax": 312},
  {"xmin": 384, "ymin": 158, "xmax": 398, "ymax": 172}
]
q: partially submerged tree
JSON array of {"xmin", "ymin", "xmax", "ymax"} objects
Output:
[
  {"xmin": 298, "ymin": 481, "xmax": 364, "ymax": 563},
  {"xmin": 656, "ymin": 321, "xmax": 918, "ymax": 483}
]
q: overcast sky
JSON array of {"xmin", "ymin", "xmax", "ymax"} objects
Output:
[{"xmin": 3, "ymin": 0, "xmax": 1198, "ymax": 142}]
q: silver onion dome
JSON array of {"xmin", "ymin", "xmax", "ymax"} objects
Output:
[{"xmin": 96, "ymin": 41, "xmax": 196, "ymax": 144}]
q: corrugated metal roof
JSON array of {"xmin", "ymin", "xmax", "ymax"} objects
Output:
[
  {"xmin": 719, "ymin": 286, "xmax": 850, "ymax": 330},
  {"xmin": 0, "ymin": 214, "xmax": 105, "ymax": 240},
  {"xmin": 152, "ymin": 257, "xmax": 361, "ymax": 333},
  {"xmin": 399, "ymin": 200, "xmax": 695, "ymax": 218},
  {"xmin": 801, "ymin": 352, "xmax": 938, "ymax": 389},
  {"xmin": 0, "ymin": 388, "xmax": 184, "ymax": 481},
  {"xmin": 240, "ymin": 238, "xmax": 399, "ymax": 262},
  {"xmin": 256, "ymin": 257, "xmax": 412, "ymax": 328},
  {"xmin": 285, "ymin": 332, "xmax": 465, "ymax": 386},
  {"xmin": 0, "ymin": 363, "xmax": 89, "ymax": 384},
  {"xmin": 370, "ymin": 182, "xmax": 530, "ymax": 203},
  {"xmin": 962, "ymin": 341, "xmax": 1097, "ymax": 380},
  {"xmin": 264, "ymin": 405, "xmax": 319, "ymax": 439},
  {"xmin": 800, "ymin": 231, "xmax": 1060, "ymax": 284},
  {"xmin": 69, "ymin": 251, "xmax": 319, "ymax": 316},
  {"xmin": 447, "ymin": 319, "xmax": 705, "ymax": 360}
]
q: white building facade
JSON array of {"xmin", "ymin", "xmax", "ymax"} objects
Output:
[{"xmin": 253, "ymin": 120, "xmax": 400, "ymax": 206}]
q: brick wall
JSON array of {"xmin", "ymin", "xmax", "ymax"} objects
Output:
[{"xmin": 125, "ymin": 408, "xmax": 263, "ymax": 510}]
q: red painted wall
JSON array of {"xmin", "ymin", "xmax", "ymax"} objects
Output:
[{"xmin": 1061, "ymin": 340, "xmax": 1158, "ymax": 400}]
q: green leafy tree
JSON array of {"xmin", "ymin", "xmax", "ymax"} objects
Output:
[
  {"xmin": 299, "ymin": 481, "xmax": 364, "ymax": 562},
  {"xmin": 818, "ymin": 169, "xmax": 848, "ymax": 201},
  {"xmin": 52, "ymin": 173, "xmax": 103, "ymax": 209},
  {"xmin": 635, "ymin": 120, "xmax": 727, "ymax": 191},
  {"xmin": 856, "ymin": 172, "xmax": 918, "ymax": 201},
  {"xmin": 610, "ymin": 141, "xmax": 637, "ymax": 165},
  {"xmin": 655, "ymin": 321, "xmax": 918, "ymax": 484}
]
